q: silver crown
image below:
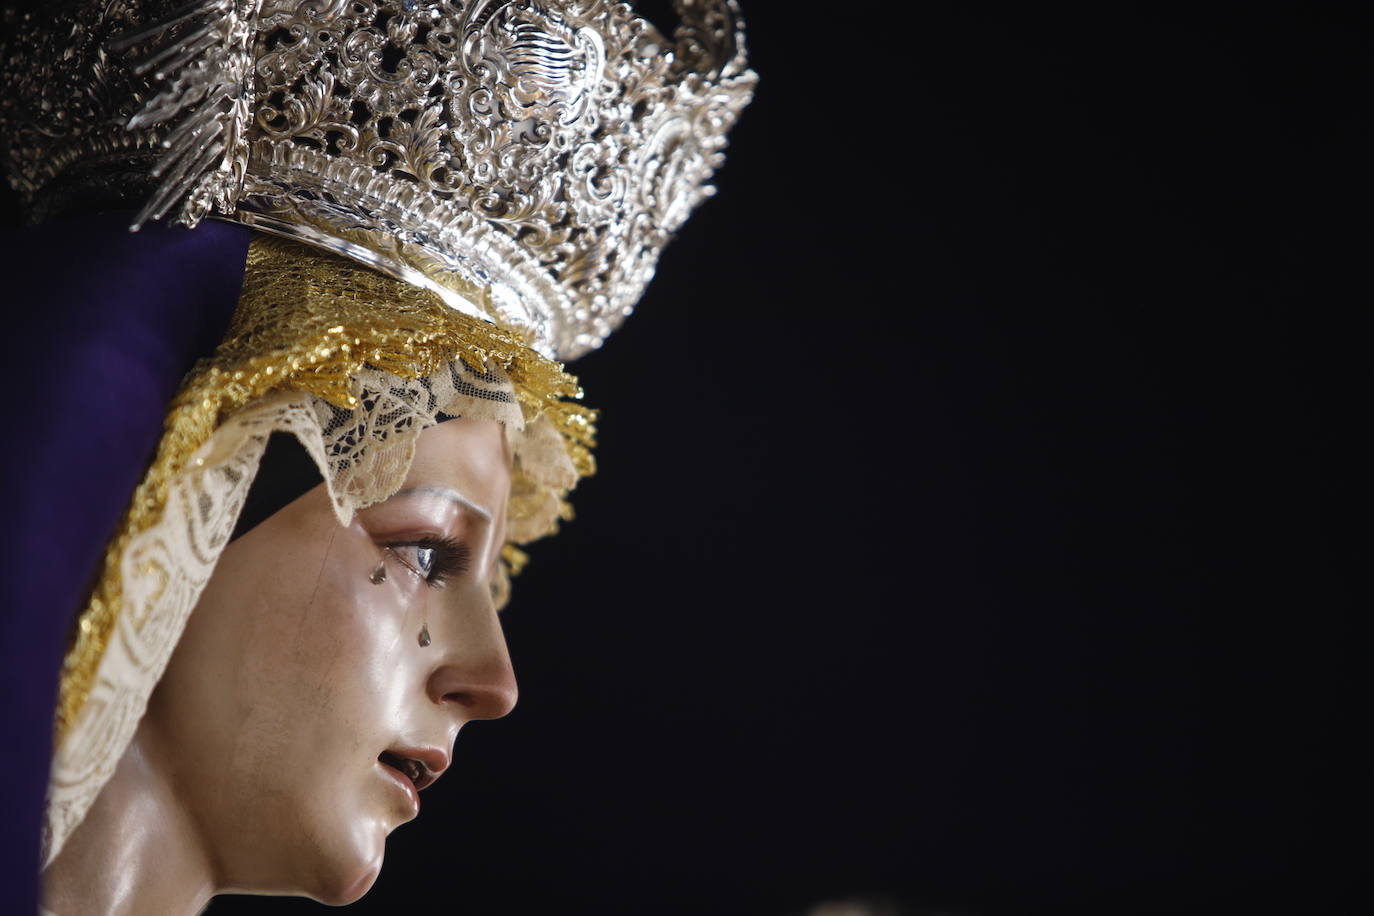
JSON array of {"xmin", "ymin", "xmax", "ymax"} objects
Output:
[{"xmin": 0, "ymin": 0, "xmax": 755, "ymax": 359}]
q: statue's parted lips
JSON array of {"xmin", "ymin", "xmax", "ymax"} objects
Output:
[{"xmin": 378, "ymin": 746, "xmax": 446, "ymax": 792}]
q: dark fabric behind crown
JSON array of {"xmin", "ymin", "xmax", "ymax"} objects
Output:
[{"xmin": 0, "ymin": 212, "xmax": 252, "ymax": 911}]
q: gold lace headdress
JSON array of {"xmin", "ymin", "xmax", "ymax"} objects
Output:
[{"xmin": 1, "ymin": 0, "xmax": 754, "ymax": 863}]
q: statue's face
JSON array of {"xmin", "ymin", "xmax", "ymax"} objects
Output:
[{"xmin": 144, "ymin": 418, "xmax": 518, "ymax": 904}]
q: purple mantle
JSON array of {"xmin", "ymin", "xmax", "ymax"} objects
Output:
[{"xmin": 0, "ymin": 213, "xmax": 252, "ymax": 912}]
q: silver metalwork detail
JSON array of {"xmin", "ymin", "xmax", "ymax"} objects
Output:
[
  {"xmin": 110, "ymin": 0, "xmax": 264, "ymax": 228},
  {"xmin": 0, "ymin": 0, "xmax": 756, "ymax": 360}
]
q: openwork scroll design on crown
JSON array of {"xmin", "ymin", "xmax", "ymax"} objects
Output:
[{"xmin": 0, "ymin": 0, "xmax": 756, "ymax": 359}]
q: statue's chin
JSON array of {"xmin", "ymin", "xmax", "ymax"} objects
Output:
[
  {"xmin": 284, "ymin": 813, "xmax": 389, "ymax": 907},
  {"xmin": 312, "ymin": 849, "xmax": 384, "ymax": 907}
]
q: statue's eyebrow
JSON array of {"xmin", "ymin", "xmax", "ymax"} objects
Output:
[{"xmin": 391, "ymin": 486, "xmax": 493, "ymax": 522}]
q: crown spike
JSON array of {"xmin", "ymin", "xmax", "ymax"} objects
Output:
[
  {"xmin": 137, "ymin": 139, "xmax": 226, "ymax": 227},
  {"xmin": 106, "ymin": 0, "xmax": 234, "ymax": 52}
]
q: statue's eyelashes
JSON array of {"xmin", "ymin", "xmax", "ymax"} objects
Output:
[{"xmin": 386, "ymin": 537, "xmax": 471, "ymax": 588}]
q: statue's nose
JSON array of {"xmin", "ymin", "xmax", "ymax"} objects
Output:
[{"xmin": 425, "ymin": 592, "xmax": 519, "ymax": 723}]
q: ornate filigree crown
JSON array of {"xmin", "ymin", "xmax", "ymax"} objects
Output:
[{"xmin": 0, "ymin": 0, "xmax": 755, "ymax": 359}]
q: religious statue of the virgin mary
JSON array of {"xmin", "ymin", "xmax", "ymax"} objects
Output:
[{"xmin": 0, "ymin": 2, "xmax": 753, "ymax": 910}]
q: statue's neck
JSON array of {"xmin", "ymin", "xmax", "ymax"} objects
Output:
[{"xmin": 42, "ymin": 723, "xmax": 216, "ymax": 916}]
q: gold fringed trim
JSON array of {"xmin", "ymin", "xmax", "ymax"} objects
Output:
[
  {"xmin": 58, "ymin": 234, "xmax": 595, "ymax": 738},
  {"xmin": 501, "ymin": 543, "xmax": 531, "ymax": 578}
]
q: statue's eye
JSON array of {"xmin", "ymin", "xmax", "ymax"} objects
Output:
[{"xmin": 386, "ymin": 538, "xmax": 470, "ymax": 588}]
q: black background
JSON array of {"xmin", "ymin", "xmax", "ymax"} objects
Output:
[{"xmin": 16, "ymin": 2, "xmax": 1361, "ymax": 914}]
